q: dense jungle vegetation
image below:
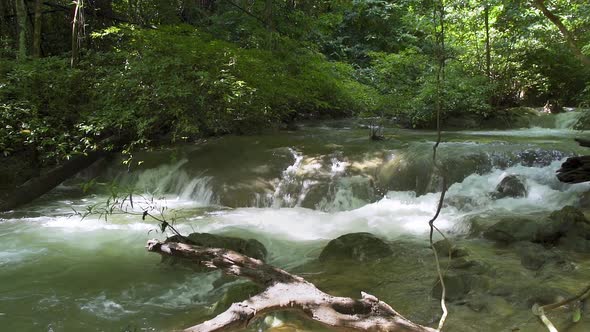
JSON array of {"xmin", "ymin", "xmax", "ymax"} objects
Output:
[{"xmin": 1, "ymin": 0, "xmax": 590, "ymax": 173}]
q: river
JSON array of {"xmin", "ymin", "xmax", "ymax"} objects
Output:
[{"xmin": 1, "ymin": 111, "xmax": 589, "ymax": 331}]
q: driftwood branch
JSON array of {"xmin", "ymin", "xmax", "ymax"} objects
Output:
[{"xmin": 146, "ymin": 240, "xmax": 436, "ymax": 332}]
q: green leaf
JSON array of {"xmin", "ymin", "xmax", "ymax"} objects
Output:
[{"xmin": 573, "ymin": 307, "xmax": 582, "ymax": 323}]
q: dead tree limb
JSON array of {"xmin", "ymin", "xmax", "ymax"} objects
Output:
[{"xmin": 146, "ymin": 240, "xmax": 436, "ymax": 332}]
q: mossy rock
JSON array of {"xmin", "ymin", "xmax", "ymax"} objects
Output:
[
  {"xmin": 432, "ymin": 272, "xmax": 472, "ymax": 301},
  {"xmin": 166, "ymin": 232, "xmax": 267, "ymax": 261},
  {"xmin": 319, "ymin": 232, "xmax": 393, "ymax": 263},
  {"xmin": 483, "ymin": 217, "xmax": 541, "ymax": 244}
]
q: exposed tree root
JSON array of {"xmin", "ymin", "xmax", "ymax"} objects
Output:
[{"xmin": 146, "ymin": 240, "xmax": 436, "ymax": 332}]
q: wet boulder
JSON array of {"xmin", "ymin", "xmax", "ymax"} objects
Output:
[
  {"xmin": 483, "ymin": 217, "xmax": 541, "ymax": 244},
  {"xmin": 450, "ymin": 258, "xmax": 490, "ymax": 275},
  {"xmin": 166, "ymin": 232, "xmax": 268, "ymax": 261},
  {"xmin": 548, "ymin": 205, "xmax": 590, "ymax": 236},
  {"xmin": 542, "ymin": 206, "xmax": 590, "ymax": 252},
  {"xmin": 493, "ymin": 175, "xmax": 527, "ymax": 199},
  {"xmin": 558, "ymin": 234, "xmax": 590, "ymax": 253},
  {"xmin": 432, "ymin": 272, "xmax": 472, "ymax": 301},
  {"xmin": 432, "ymin": 239, "xmax": 470, "ymax": 258},
  {"xmin": 515, "ymin": 242, "xmax": 563, "ymax": 271},
  {"xmin": 319, "ymin": 232, "xmax": 393, "ymax": 262}
]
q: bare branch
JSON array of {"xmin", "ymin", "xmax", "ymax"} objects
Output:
[{"xmin": 146, "ymin": 240, "xmax": 436, "ymax": 332}]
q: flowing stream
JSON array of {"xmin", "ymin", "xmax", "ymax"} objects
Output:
[{"xmin": 1, "ymin": 111, "xmax": 590, "ymax": 331}]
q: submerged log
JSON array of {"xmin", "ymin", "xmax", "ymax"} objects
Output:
[{"xmin": 146, "ymin": 240, "xmax": 436, "ymax": 332}]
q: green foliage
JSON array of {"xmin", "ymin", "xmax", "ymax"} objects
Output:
[
  {"xmin": 0, "ymin": 57, "xmax": 101, "ymax": 163},
  {"xmin": 1, "ymin": 24, "xmax": 375, "ymax": 163},
  {"xmin": 366, "ymin": 50, "xmax": 493, "ymax": 127},
  {"xmin": 2, "ymin": 0, "xmax": 590, "ymax": 165},
  {"xmin": 88, "ymin": 25, "xmax": 369, "ymax": 136}
]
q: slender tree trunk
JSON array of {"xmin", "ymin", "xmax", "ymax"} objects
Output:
[
  {"xmin": 286, "ymin": 0, "xmax": 295, "ymax": 11},
  {"xmin": 435, "ymin": 0, "xmax": 445, "ymax": 136},
  {"xmin": 264, "ymin": 0, "xmax": 274, "ymax": 49},
  {"xmin": 484, "ymin": 4, "xmax": 491, "ymax": 78},
  {"xmin": 532, "ymin": 0, "xmax": 590, "ymax": 67},
  {"xmin": 0, "ymin": 0, "xmax": 7, "ymax": 37},
  {"xmin": 71, "ymin": 0, "xmax": 84, "ymax": 67},
  {"xmin": 33, "ymin": 0, "xmax": 42, "ymax": 58},
  {"xmin": 88, "ymin": 0, "xmax": 113, "ymax": 26},
  {"xmin": 15, "ymin": 0, "xmax": 27, "ymax": 61},
  {"xmin": 264, "ymin": 0, "xmax": 273, "ymax": 31}
]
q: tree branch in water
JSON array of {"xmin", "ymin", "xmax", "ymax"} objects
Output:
[{"xmin": 146, "ymin": 240, "xmax": 436, "ymax": 332}]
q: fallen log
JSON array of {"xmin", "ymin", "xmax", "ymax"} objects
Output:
[
  {"xmin": 0, "ymin": 136, "xmax": 125, "ymax": 212},
  {"xmin": 146, "ymin": 240, "xmax": 436, "ymax": 332},
  {"xmin": 0, "ymin": 150, "xmax": 107, "ymax": 212}
]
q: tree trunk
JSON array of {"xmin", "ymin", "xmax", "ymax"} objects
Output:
[
  {"xmin": 532, "ymin": 0, "xmax": 590, "ymax": 67},
  {"xmin": 146, "ymin": 240, "xmax": 436, "ymax": 332},
  {"xmin": 15, "ymin": 0, "xmax": 27, "ymax": 60},
  {"xmin": 0, "ymin": 150, "xmax": 107, "ymax": 212},
  {"xmin": 484, "ymin": 4, "xmax": 491, "ymax": 78},
  {"xmin": 0, "ymin": 135, "xmax": 124, "ymax": 212},
  {"xmin": 71, "ymin": 0, "xmax": 83, "ymax": 67},
  {"xmin": 88, "ymin": 0, "xmax": 113, "ymax": 26},
  {"xmin": 0, "ymin": 0, "xmax": 7, "ymax": 37},
  {"xmin": 433, "ymin": 0, "xmax": 445, "ymax": 157},
  {"xmin": 264, "ymin": 0, "xmax": 273, "ymax": 31},
  {"xmin": 33, "ymin": 0, "xmax": 42, "ymax": 58}
]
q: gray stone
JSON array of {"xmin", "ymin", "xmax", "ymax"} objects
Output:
[
  {"xmin": 493, "ymin": 175, "xmax": 527, "ymax": 199},
  {"xmin": 319, "ymin": 232, "xmax": 393, "ymax": 262}
]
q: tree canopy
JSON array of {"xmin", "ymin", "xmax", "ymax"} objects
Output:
[{"xmin": 1, "ymin": 0, "xmax": 589, "ymax": 163}]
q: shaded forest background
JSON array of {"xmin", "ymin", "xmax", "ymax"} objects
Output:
[{"xmin": 1, "ymin": 0, "xmax": 589, "ymax": 168}]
